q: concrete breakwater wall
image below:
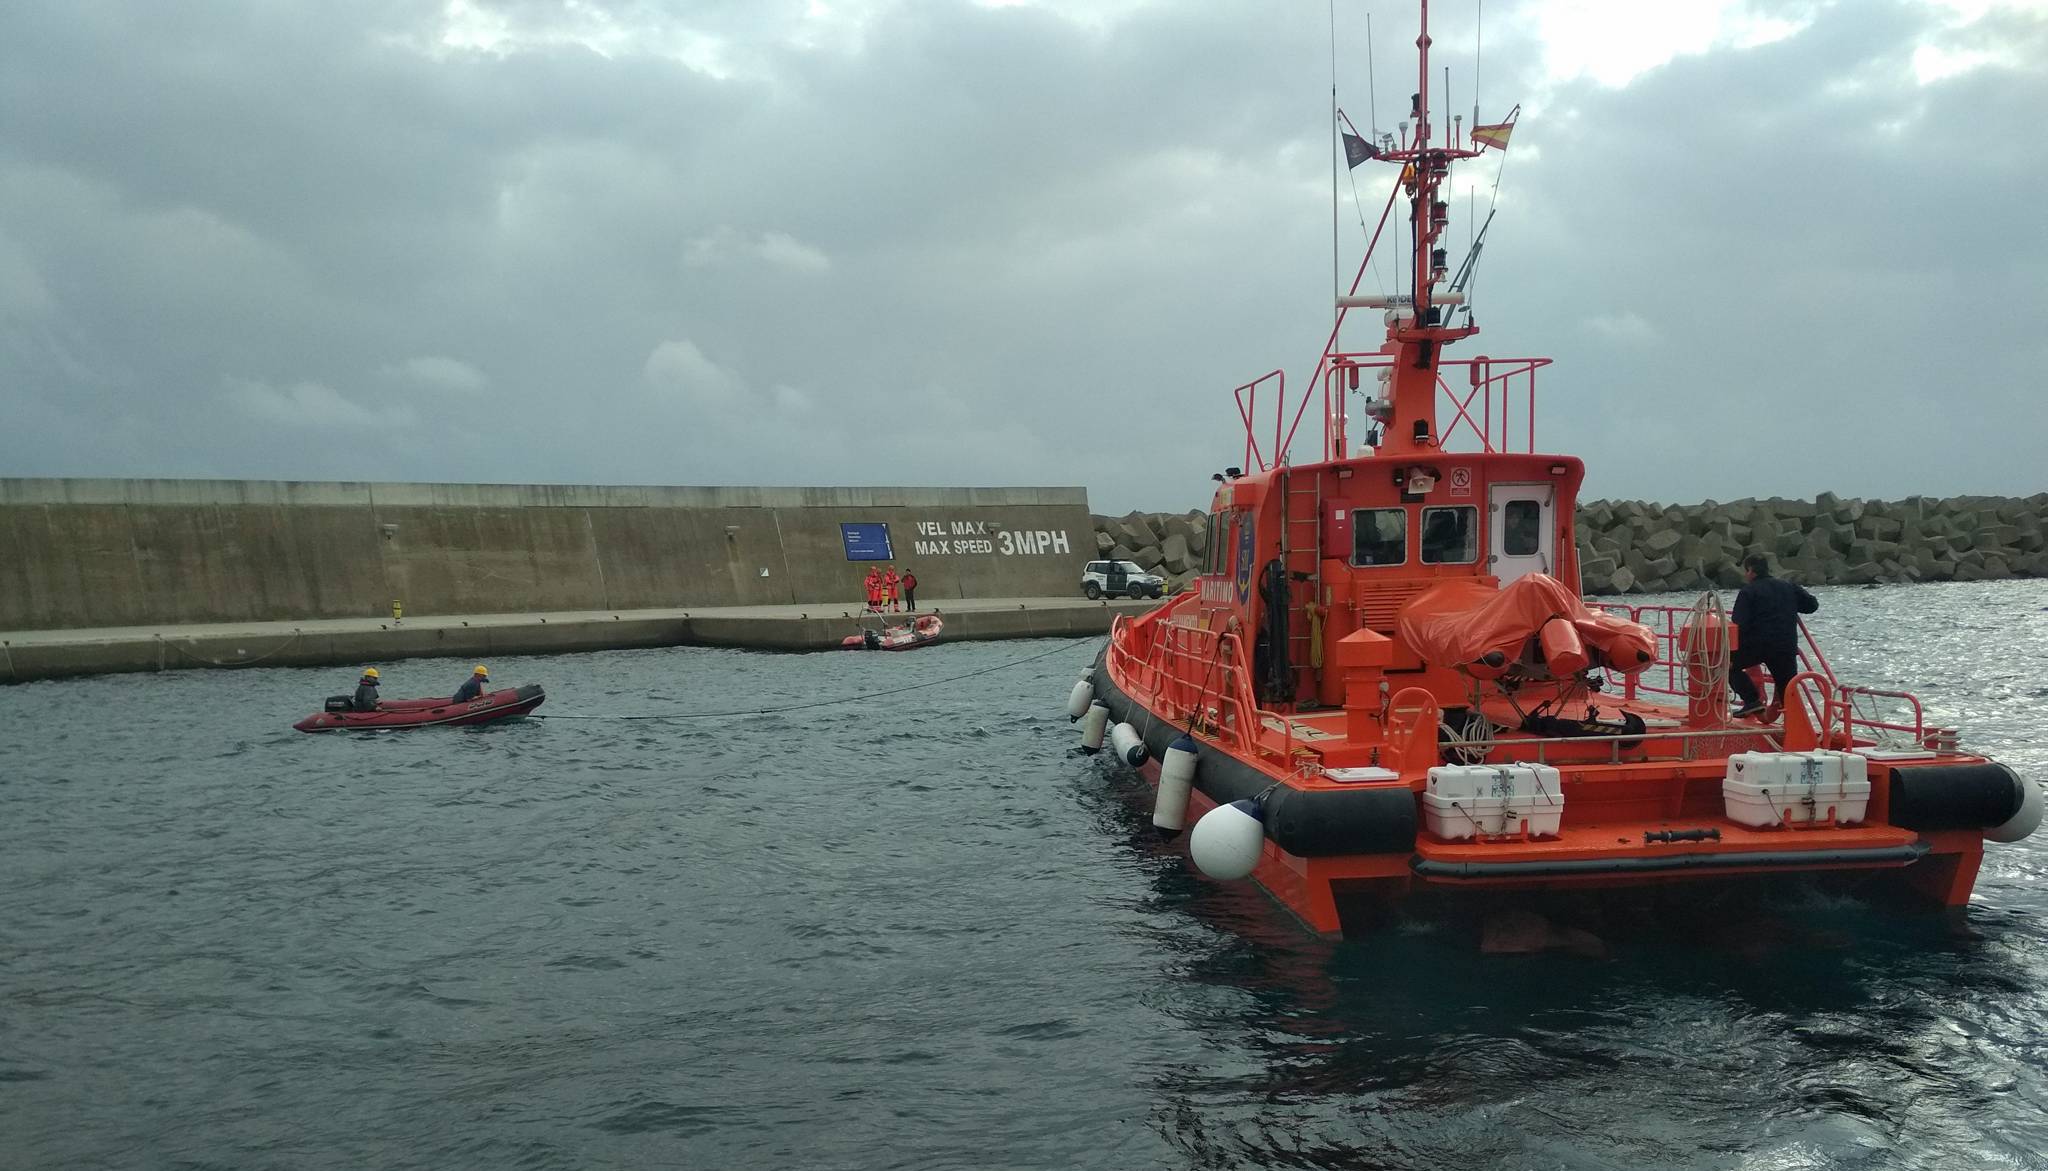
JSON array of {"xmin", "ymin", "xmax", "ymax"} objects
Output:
[
  {"xmin": 0, "ymin": 479, "xmax": 1094, "ymax": 630},
  {"xmin": 1091, "ymin": 492, "xmax": 2048, "ymax": 595}
]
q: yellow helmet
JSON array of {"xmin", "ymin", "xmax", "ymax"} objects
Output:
[
  {"xmin": 362, "ymin": 667, "xmax": 380, "ymax": 679},
  {"xmin": 473, "ymin": 664, "xmax": 489, "ymax": 675}
]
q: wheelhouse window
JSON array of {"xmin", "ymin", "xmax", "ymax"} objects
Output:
[
  {"xmin": 1204, "ymin": 512, "xmax": 1225, "ymax": 573},
  {"xmin": 1351, "ymin": 508, "xmax": 1407, "ymax": 566},
  {"xmin": 1420, "ymin": 506, "xmax": 1479, "ymax": 564},
  {"xmin": 1503, "ymin": 499, "xmax": 1542, "ymax": 556}
]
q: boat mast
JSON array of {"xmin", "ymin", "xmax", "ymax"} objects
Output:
[{"xmin": 1342, "ymin": 0, "xmax": 1482, "ymax": 458}]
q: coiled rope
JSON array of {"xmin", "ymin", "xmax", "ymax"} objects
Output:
[
  {"xmin": 1439, "ymin": 706, "xmax": 1493, "ymax": 765},
  {"xmin": 1688, "ymin": 590, "xmax": 1733, "ymax": 724},
  {"xmin": 534, "ymin": 635, "xmax": 1099, "ymax": 721}
]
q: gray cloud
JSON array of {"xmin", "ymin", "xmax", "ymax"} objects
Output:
[{"xmin": 0, "ymin": 0, "xmax": 2040, "ymax": 510}]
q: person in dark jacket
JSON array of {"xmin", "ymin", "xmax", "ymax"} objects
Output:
[
  {"xmin": 453, "ymin": 664, "xmax": 489, "ymax": 703},
  {"xmin": 351, "ymin": 668, "xmax": 382, "ymax": 712},
  {"xmin": 1729, "ymin": 553, "xmax": 1818, "ymax": 719},
  {"xmin": 901, "ymin": 569, "xmax": 919, "ymax": 611}
]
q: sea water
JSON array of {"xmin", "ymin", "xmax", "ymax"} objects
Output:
[{"xmin": 3, "ymin": 580, "xmax": 2045, "ymax": 1169}]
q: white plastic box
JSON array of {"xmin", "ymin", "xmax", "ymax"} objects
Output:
[
  {"xmin": 1722, "ymin": 750, "xmax": 1871, "ymax": 828},
  {"xmin": 1323, "ymin": 766, "xmax": 1401, "ymax": 784},
  {"xmin": 1424, "ymin": 763, "xmax": 1565, "ymax": 840}
]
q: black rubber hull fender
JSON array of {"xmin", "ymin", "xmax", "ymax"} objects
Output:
[
  {"xmin": 1887, "ymin": 762, "xmax": 2026, "ymax": 831},
  {"xmin": 1091, "ymin": 644, "xmax": 1417, "ymax": 856}
]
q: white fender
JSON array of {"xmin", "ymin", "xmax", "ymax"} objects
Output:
[
  {"xmin": 1066, "ymin": 676, "xmax": 1095, "ymax": 721},
  {"xmin": 1189, "ymin": 798, "xmax": 1265, "ymax": 881},
  {"xmin": 1152, "ymin": 734, "xmax": 1198, "ymax": 838},
  {"xmin": 1109, "ymin": 722, "xmax": 1148, "ymax": 767},
  {"xmin": 1079, "ymin": 701, "xmax": 1110, "ymax": 754},
  {"xmin": 1989, "ymin": 774, "xmax": 2044, "ymax": 843}
]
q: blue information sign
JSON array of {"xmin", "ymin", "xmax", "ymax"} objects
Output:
[{"xmin": 841, "ymin": 522, "xmax": 894, "ymax": 561}]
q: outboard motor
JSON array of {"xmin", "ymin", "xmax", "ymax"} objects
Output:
[{"xmin": 323, "ymin": 695, "xmax": 352, "ymax": 713}]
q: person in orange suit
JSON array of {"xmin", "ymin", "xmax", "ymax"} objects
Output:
[
  {"xmin": 863, "ymin": 567, "xmax": 883, "ymax": 613},
  {"xmin": 883, "ymin": 565, "xmax": 901, "ymax": 613}
]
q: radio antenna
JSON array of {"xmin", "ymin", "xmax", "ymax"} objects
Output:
[
  {"xmin": 1366, "ymin": 13, "xmax": 1380, "ymax": 136},
  {"xmin": 1330, "ymin": 0, "xmax": 1341, "ymax": 325},
  {"xmin": 1474, "ymin": 0, "xmax": 1483, "ymax": 128}
]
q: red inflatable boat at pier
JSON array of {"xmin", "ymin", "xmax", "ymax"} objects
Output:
[
  {"xmin": 841, "ymin": 614, "xmax": 944, "ymax": 651},
  {"xmin": 293, "ymin": 684, "xmax": 546, "ymax": 732}
]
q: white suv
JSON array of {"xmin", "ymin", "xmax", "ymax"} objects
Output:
[{"xmin": 1082, "ymin": 559, "xmax": 1164, "ymax": 600}]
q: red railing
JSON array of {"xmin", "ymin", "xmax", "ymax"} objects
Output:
[
  {"xmin": 1237, "ymin": 353, "xmax": 1552, "ymax": 470},
  {"xmin": 1589, "ymin": 601, "xmax": 1938, "ymax": 748},
  {"xmin": 1106, "ymin": 614, "xmax": 1291, "ymax": 763},
  {"xmin": 1233, "ymin": 370, "xmax": 1284, "ymax": 474},
  {"xmin": 1436, "ymin": 355, "xmax": 1550, "ymax": 454},
  {"xmin": 1592, "ymin": 604, "xmax": 1838, "ymax": 704},
  {"xmin": 1837, "ymin": 685, "xmax": 1929, "ymax": 747}
]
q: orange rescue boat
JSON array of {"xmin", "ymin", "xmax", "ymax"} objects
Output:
[{"xmin": 1067, "ymin": 2, "xmax": 2040, "ymax": 937}]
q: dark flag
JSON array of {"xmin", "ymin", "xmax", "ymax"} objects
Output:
[{"xmin": 1342, "ymin": 130, "xmax": 1377, "ymax": 169}]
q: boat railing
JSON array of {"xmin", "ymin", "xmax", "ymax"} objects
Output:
[
  {"xmin": 1835, "ymin": 685, "xmax": 1929, "ymax": 749},
  {"xmin": 1586, "ymin": 601, "xmax": 1942, "ymax": 751},
  {"xmin": 1594, "ymin": 603, "xmax": 1839, "ymax": 703},
  {"xmin": 1234, "ymin": 354, "xmax": 1552, "ymax": 470},
  {"xmin": 1233, "ymin": 370, "xmax": 1286, "ymax": 476},
  {"xmin": 1107, "ymin": 615, "xmax": 1291, "ymax": 763}
]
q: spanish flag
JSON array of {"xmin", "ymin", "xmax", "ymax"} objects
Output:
[{"xmin": 1472, "ymin": 121, "xmax": 1514, "ymax": 151}]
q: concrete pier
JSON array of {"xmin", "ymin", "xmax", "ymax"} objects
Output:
[
  {"xmin": 0, "ymin": 597, "xmax": 1154, "ymax": 683},
  {"xmin": 0, "ymin": 478, "xmax": 1095, "ymax": 630}
]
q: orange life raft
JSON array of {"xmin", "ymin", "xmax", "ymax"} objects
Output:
[{"xmin": 1397, "ymin": 574, "xmax": 1658, "ymax": 680}]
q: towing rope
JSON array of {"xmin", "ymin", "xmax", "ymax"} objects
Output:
[
  {"xmin": 159, "ymin": 630, "xmax": 306, "ymax": 670},
  {"xmin": 533, "ymin": 635, "xmax": 1100, "ymax": 721}
]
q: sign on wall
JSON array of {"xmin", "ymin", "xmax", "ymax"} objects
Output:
[
  {"xmin": 840, "ymin": 522, "xmax": 894, "ymax": 561},
  {"xmin": 908, "ymin": 519, "xmax": 1072, "ymax": 557}
]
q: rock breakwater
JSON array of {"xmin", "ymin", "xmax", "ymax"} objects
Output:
[{"xmin": 1093, "ymin": 493, "xmax": 2047, "ymax": 595}]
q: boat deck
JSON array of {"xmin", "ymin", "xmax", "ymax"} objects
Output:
[{"xmin": 1259, "ymin": 692, "xmax": 1784, "ymax": 774}]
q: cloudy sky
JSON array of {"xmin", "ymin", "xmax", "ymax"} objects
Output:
[{"xmin": 1, "ymin": 0, "xmax": 2042, "ymax": 512}]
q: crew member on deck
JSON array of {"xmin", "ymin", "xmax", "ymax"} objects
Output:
[
  {"xmin": 454, "ymin": 664, "xmax": 489, "ymax": 703},
  {"xmin": 1729, "ymin": 553, "xmax": 1819, "ymax": 720},
  {"xmin": 352, "ymin": 668, "xmax": 382, "ymax": 712}
]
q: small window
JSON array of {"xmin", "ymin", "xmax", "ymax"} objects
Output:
[
  {"xmin": 1351, "ymin": 508, "xmax": 1407, "ymax": 566},
  {"xmin": 1204, "ymin": 512, "xmax": 1224, "ymax": 573},
  {"xmin": 1086, "ymin": 561, "xmax": 1107, "ymax": 574},
  {"xmin": 1420, "ymin": 506, "xmax": 1479, "ymax": 564},
  {"xmin": 1503, "ymin": 500, "xmax": 1542, "ymax": 556}
]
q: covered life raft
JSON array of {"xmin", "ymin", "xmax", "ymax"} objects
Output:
[
  {"xmin": 292, "ymin": 684, "xmax": 547, "ymax": 732},
  {"xmin": 1397, "ymin": 574, "xmax": 1658, "ymax": 680},
  {"xmin": 841, "ymin": 614, "xmax": 944, "ymax": 651}
]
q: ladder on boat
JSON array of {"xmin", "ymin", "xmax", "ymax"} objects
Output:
[{"xmin": 1278, "ymin": 466, "xmax": 1324, "ymax": 701}]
